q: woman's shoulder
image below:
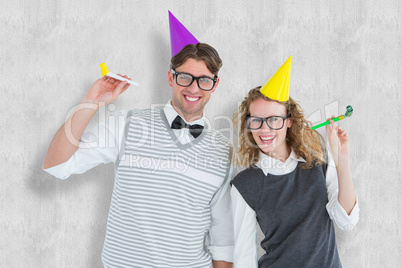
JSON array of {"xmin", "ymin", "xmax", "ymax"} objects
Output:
[
  {"xmin": 231, "ymin": 165, "xmax": 264, "ymax": 188},
  {"xmin": 231, "ymin": 165, "xmax": 265, "ymax": 210}
]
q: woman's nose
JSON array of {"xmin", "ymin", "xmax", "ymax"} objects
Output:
[{"xmin": 260, "ymin": 120, "xmax": 271, "ymax": 131}]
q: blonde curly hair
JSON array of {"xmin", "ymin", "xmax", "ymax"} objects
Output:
[{"xmin": 233, "ymin": 87, "xmax": 326, "ymax": 169}]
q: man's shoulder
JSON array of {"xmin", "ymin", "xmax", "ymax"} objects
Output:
[
  {"xmin": 124, "ymin": 107, "xmax": 164, "ymax": 119},
  {"xmin": 205, "ymin": 127, "xmax": 232, "ymax": 148}
]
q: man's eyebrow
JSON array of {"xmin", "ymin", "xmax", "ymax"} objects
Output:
[{"xmin": 176, "ymin": 71, "xmax": 215, "ymax": 79}]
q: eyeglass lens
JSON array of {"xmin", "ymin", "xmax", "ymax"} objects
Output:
[
  {"xmin": 247, "ymin": 116, "xmax": 285, "ymax": 130},
  {"xmin": 176, "ymin": 73, "xmax": 214, "ymax": 90}
]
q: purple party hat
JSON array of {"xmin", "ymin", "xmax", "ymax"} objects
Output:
[{"xmin": 169, "ymin": 10, "xmax": 199, "ymax": 57}]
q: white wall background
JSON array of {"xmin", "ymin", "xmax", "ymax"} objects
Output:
[{"xmin": 1, "ymin": 0, "xmax": 400, "ymax": 267}]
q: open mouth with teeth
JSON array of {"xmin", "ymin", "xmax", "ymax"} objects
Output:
[
  {"xmin": 184, "ymin": 95, "xmax": 201, "ymax": 103},
  {"xmin": 260, "ymin": 136, "xmax": 275, "ymax": 145}
]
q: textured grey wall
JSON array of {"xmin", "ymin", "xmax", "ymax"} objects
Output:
[{"xmin": 1, "ymin": 0, "xmax": 400, "ymax": 267}]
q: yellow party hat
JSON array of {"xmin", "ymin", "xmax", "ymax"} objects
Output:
[{"xmin": 260, "ymin": 56, "xmax": 291, "ymax": 101}]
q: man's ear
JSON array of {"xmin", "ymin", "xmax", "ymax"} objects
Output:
[
  {"xmin": 168, "ymin": 69, "xmax": 174, "ymax": 87},
  {"xmin": 211, "ymin": 77, "xmax": 219, "ymax": 93}
]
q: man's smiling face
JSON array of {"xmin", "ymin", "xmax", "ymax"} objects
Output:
[{"xmin": 168, "ymin": 58, "xmax": 219, "ymax": 122}]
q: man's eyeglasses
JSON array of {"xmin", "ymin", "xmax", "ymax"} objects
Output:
[
  {"xmin": 245, "ymin": 116, "xmax": 288, "ymax": 130},
  {"xmin": 171, "ymin": 69, "xmax": 217, "ymax": 91}
]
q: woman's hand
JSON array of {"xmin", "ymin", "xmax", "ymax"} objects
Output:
[{"xmin": 326, "ymin": 115, "xmax": 349, "ymax": 165}]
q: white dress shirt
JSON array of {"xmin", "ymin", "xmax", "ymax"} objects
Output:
[
  {"xmin": 44, "ymin": 100, "xmax": 234, "ymax": 262},
  {"xmin": 231, "ymin": 150, "xmax": 360, "ymax": 267}
]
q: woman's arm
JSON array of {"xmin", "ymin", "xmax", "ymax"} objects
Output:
[
  {"xmin": 326, "ymin": 116, "xmax": 357, "ymax": 214},
  {"xmin": 231, "ymin": 185, "xmax": 258, "ymax": 268}
]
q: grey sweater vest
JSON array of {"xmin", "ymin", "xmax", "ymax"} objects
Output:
[
  {"xmin": 101, "ymin": 108, "xmax": 232, "ymax": 268},
  {"xmin": 231, "ymin": 162, "xmax": 341, "ymax": 268}
]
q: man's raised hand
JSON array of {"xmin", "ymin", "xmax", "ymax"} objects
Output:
[{"xmin": 84, "ymin": 74, "xmax": 132, "ymax": 107}]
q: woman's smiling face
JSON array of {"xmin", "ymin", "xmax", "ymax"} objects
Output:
[{"xmin": 249, "ymin": 98, "xmax": 292, "ymax": 161}]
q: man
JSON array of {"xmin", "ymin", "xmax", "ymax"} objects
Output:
[{"xmin": 43, "ymin": 11, "xmax": 233, "ymax": 268}]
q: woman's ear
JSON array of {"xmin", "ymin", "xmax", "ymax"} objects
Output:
[{"xmin": 287, "ymin": 117, "xmax": 293, "ymax": 128}]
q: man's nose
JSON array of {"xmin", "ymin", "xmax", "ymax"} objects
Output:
[{"xmin": 187, "ymin": 80, "xmax": 201, "ymax": 93}]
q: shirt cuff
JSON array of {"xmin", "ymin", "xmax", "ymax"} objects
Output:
[
  {"xmin": 43, "ymin": 156, "xmax": 74, "ymax": 180},
  {"xmin": 328, "ymin": 198, "xmax": 360, "ymax": 231},
  {"xmin": 208, "ymin": 245, "xmax": 234, "ymax": 262}
]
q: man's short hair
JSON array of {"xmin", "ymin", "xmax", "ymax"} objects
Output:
[{"xmin": 170, "ymin": 43, "xmax": 222, "ymax": 76}]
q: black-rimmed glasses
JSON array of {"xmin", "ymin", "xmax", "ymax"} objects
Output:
[
  {"xmin": 171, "ymin": 69, "xmax": 217, "ymax": 91},
  {"xmin": 245, "ymin": 116, "xmax": 288, "ymax": 130}
]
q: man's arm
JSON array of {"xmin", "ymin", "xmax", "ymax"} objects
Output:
[
  {"xmin": 208, "ymin": 164, "xmax": 234, "ymax": 265},
  {"xmin": 212, "ymin": 260, "xmax": 233, "ymax": 268},
  {"xmin": 43, "ymin": 76, "xmax": 130, "ymax": 169}
]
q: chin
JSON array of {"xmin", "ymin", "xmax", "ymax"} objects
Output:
[
  {"xmin": 185, "ymin": 105, "xmax": 202, "ymax": 115},
  {"xmin": 259, "ymin": 146, "xmax": 276, "ymax": 154}
]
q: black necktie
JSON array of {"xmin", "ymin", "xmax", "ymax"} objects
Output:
[{"xmin": 171, "ymin": 116, "xmax": 204, "ymax": 138}]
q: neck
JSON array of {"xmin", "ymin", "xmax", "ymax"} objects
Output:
[
  {"xmin": 264, "ymin": 145, "xmax": 291, "ymax": 163},
  {"xmin": 170, "ymin": 102, "xmax": 203, "ymax": 122}
]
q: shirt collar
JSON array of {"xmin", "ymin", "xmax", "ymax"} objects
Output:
[
  {"xmin": 288, "ymin": 149, "xmax": 306, "ymax": 163},
  {"xmin": 163, "ymin": 100, "xmax": 205, "ymax": 126}
]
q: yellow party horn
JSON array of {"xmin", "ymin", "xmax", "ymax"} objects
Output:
[{"xmin": 100, "ymin": 63, "xmax": 139, "ymax": 86}]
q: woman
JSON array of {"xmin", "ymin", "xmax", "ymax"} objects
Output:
[{"xmin": 231, "ymin": 84, "xmax": 359, "ymax": 267}]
